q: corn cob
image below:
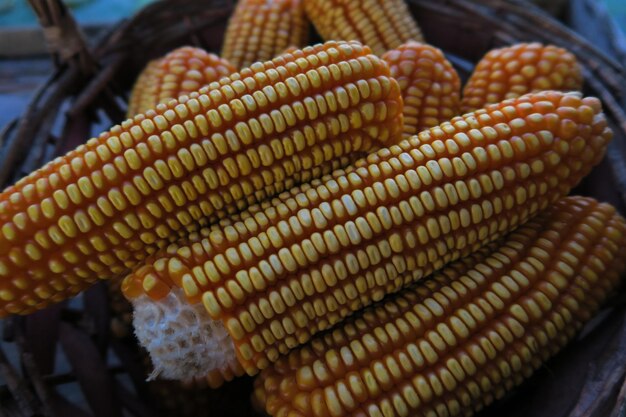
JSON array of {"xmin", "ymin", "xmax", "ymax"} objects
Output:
[
  {"xmin": 462, "ymin": 43, "xmax": 583, "ymax": 113},
  {"xmin": 125, "ymin": 91, "xmax": 612, "ymax": 387},
  {"xmin": 127, "ymin": 47, "xmax": 236, "ymax": 117},
  {"xmin": 382, "ymin": 42, "xmax": 461, "ymax": 138},
  {"xmin": 253, "ymin": 196, "xmax": 626, "ymax": 417},
  {"xmin": 304, "ymin": 0, "xmax": 424, "ymax": 57},
  {"xmin": 222, "ymin": 0, "xmax": 308, "ymax": 69},
  {"xmin": 127, "ymin": 59, "xmax": 160, "ymax": 117},
  {"xmin": 0, "ymin": 41, "xmax": 404, "ymax": 317}
]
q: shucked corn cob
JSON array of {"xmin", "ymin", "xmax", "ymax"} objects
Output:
[
  {"xmin": 222, "ymin": 0, "xmax": 308, "ymax": 69},
  {"xmin": 128, "ymin": 59, "xmax": 160, "ymax": 116},
  {"xmin": 382, "ymin": 42, "xmax": 461, "ymax": 138},
  {"xmin": 127, "ymin": 47, "xmax": 236, "ymax": 117},
  {"xmin": 0, "ymin": 41, "xmax": 404, "ymax": 316},
  {"xmin": 462, "ymin": 43, "xmax": 583, "ymax": 113},
  {"xmin": 125, "ymin": 91, "xmax": 612, "ymax": 387},
  {"xmin": 254, "ymin": 196, "xmax": 626, "ymax": 417},
  {"xmin": 304, "ymin": 0, "xmax": 424, "ymax": 57}
]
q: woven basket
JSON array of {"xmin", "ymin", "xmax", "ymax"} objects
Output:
[{"xmin": 1, "ymin": 1, "xmax": 626, "ymax": 416}]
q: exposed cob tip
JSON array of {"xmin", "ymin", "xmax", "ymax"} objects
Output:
[{"xmin": 132, "ymin": 288, "xmax": 243, "ymax": 385}]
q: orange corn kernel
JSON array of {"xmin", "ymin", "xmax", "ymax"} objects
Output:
[
  {"xmin": 383, "ymin": 41, "xmax": 461, "ymax": 137},
  {"xmin": 462, "ymin": 42, "xmax": 583, "ymax": 113}
]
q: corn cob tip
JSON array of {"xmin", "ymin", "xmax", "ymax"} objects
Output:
[
  {"xmin": 120, "ymin": 89, "xmax": 612, "ymax": 388},
  {"xmin": 0, "ymin": 39, "xmax": 403, "ymax": 317},
  {"xmin": 132, "ymin": 288, "xmax": 242, "ymax": 384},
  {"xmin": 382, "ymin": 41, "xmax": 461, "ymax": 137},
  {"xmin": 127, "ymin": 46, "xmax": 236, "ymax": 117},
  {"xmin": 461, "ymin": 42, "xmax": 583, "ymax": 113}
]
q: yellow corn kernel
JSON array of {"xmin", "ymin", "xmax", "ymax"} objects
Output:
[
  {"xmin": 127, "ymin": 46, "xmax": 237, "ymax": 117},
  {"xmin": 254, "ymin": 196, "xmax": 626, "ymax": 417},
  {"xmin": 123, "ymin": 91, "xmax": 612, "ymax": 386},
  {"xmin": 304, "ymin": 0, "xmax": 424, "ymax": 56},
  {"xmin": 383, "ymin": 41, "xmax": 461, "ymax": 137},
  {"xmin": 222, "ymin": 0, "xmax": 308, "ymax": 69},
  {"xmin": 0, "ymin": 41, "xmax": 404, "ymax": 317},
  {"xmin": 462, "ymin": 42, "xmax": 583, "ymax": 113}
]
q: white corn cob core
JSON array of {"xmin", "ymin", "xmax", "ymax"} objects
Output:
[{"xmin": 132, "ymin": 290, "xmax": 236, "ymax": 380}]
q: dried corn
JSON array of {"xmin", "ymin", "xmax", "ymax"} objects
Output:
[
  {"xmin": 254, "ymin": 196, "xmax": 626, "ymax": 417},
  {"xmin": 280, "ymin": 46, "xmax": 302, "ymax": 57},
  {"xmin": 382, "ymin": 42, "xmax": 461, "ymax": 137},
  {"xmin": 222, "ymin": 0, "xmax": 308, "ymax": 69},
  {"xmin": 127, "ymin": 47, "xmax": 236, "ymax": 117},
  {"xmin": 304, "ymin": 0, "xmax": 424, "ymax": 56},
  {"xmin": 462, "ymin": 43, "xmax": 583, "ymax": 113},
  {"xmin": 125, "ymin": 91, "xmax": 612, "ymax": 387},
  {"xmin": 0, "ymin": 41, "xmax": 404, "ymax": 316}
]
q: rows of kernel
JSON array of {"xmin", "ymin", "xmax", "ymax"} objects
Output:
[
  {"xmin": 382, "ymin": 42, "xmax": 461, "ymax": 137},
  {"xmin": 0, "ymin": 43, "xmax": 397, "ymax": 316},
  {"xmin": 217, "ymin": 183, "xmax": 556, "ymax": 370},
  {"xmin": 310, "ymin": 200, "xmax": 623, "ymax": 393},
  {"xmin": 217, "ymin": 166, "xmax": 562, "ymax": 334},
  {"xmin": 255, "ymin": 198, "xmax": 626, "ymax": 417},
  {"xmin": 127, "ymin": 47, "xmax": 236, "ymax": 117},
  {"xmin": 3, "ymin": 50, "xmax": 386, "ymax": 231},
  {"xmin": 222, "ymin": 0, "xmax": 307, "ymax": 69},
  {"xmin": 0, "ymin": 81, "xmax": 390, "ymax": 300},
  {"xmin": 461, "ymin": 43, "xmax": 583, "ymax": 113},
  {"xmin": 202, "ymin": 172, "xmax": 592, "ymax": 375},
  {"xmin": 194, "ymin": 100, "xmax": 601, "ymax": 316},
  {"xmin": 179, "ymin": 152, "xmax": 362, "ymax": 234},
  {"xmin": 120, "ymin": 92, "xmax": 609, "ymax": 311},
  {"xmin": 0, "ymin": 41, "xmax": 379, "ymax": 219},
  {"xmin": 0, "ymin": 107, "xmax": 392, "ymax": 314},
  {"xmin": 37, "ymin": 130, "xmax": 367, "ymax": 270},
  {"xmin": 109, "ymin": 89, "xmax": 398, "ymax": 260},
  {"xmin": 127, "ymin": 59, "xmax": 160, "ymax": 118},
  {"xmin": 122, "ymin": 92, "xmax": 610, "ymax": 379},
  {"xmin": 304, "ymin": 0, "xmax": 424, "ymax": 56},
  {"xmin": 120, "ymin": 170, "xmax": 350, "ymax": 300}
]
